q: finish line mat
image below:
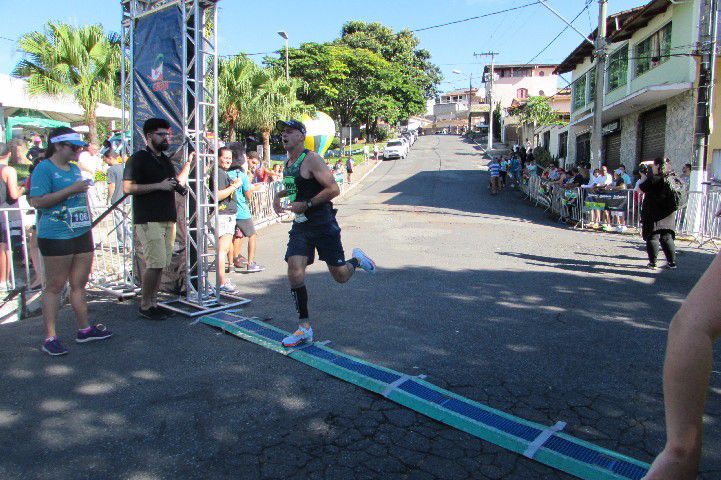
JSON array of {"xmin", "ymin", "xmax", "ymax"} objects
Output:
[{"xmin": 200, "ymin": 312, "xmax": 650, "ymax": 480}]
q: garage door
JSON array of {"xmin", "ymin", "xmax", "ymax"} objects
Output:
[
  {"xmin": 640, "ymin": 107, "xmax": 666, "ymax": 161},
  {"xmin": 604, "ymin": 131, "xmax": 622, "ymax": 169}
]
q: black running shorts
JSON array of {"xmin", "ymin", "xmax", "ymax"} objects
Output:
[
  {"xmin": 285, "ymin": 221, "xmax": 346, "ymax": 267},
  {"xmin": 38, "ymin": 231, "xmax": 94, "ymax": 257}
]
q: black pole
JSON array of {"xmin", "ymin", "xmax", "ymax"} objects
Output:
[{"xmin": 90, "ymin": 193, "xmax": 130, "ymax": 229}]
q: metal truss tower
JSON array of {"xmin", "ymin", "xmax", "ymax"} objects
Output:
[{"xmin": 121, "ymin": 0, "xmax": 250, "ymax": 316}]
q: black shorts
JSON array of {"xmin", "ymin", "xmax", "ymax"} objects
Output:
[
  {"xmin": 285, "ymin": 221, "xmax": 345, "ymax": 267},
  {"xmin": 38, "ymin": 231, "xmax": 94, "ymax": 257}
]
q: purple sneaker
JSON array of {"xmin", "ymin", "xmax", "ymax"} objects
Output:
[
  {"xmin": 76, "ymin": 324, "xmax": 114, "ymax": 343},
  {"xmin": 42, "ymin": 337, "xmax": 68, "ymax": 356}
]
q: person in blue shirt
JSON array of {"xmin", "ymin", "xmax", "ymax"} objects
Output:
[
  {"xmin": 29, "ymin": 127, "xmax": 113, "ymax": 356},
  {"xmin": 227, "ymin": 157, "xmax": 264, "ymax": 272}
]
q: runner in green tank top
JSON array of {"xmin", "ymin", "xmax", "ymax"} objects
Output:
[{"xmin": 273, "ymin": 119, "xmax": 377, "ymax": 347}]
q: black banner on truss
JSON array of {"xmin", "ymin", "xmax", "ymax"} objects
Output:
[{"xmin": 132, "ymin": 5, "xmax": 184, "ymax": 168}]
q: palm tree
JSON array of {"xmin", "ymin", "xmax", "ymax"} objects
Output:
[
  {"xmin": 246, "ymin": 68, "xmax": 313, "ymax": 163},
  {"xmin": 13, "ymin": 22, "xmax": 121, "ymax": 145},
  {"xmin": 218, "ymin": 55, "xmax": 257, "ymax": 142}
]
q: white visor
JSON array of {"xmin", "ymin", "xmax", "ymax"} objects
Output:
[{"xmin": 50, "ymin": 133, "xmax": 87, "ymax": 146}]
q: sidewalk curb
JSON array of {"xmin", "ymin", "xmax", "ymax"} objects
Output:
[{"xmin": 338, "ymin": 159, "xmax": 383, "ymax": 199}]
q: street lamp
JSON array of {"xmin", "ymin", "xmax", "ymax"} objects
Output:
[
  {"xmin": 277, "ymin": 31, "xmax": 289, "ymax": 81},
  {"xmin": 452, "ymin": 70, "xmax": 473, "ymax": 134}
]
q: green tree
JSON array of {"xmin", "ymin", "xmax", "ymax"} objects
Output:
[
  {"xmin": 218, "ymin": 55, "xmax": 257, "ymax": 142},
  {"xmin": 245, "ymin": 67, "xmax": 313, "ymax": 163},
  {"xmin": 517, "ymin": 96, "xmax": 564, "ymax": 129},
  {"xmin": 13, "ymin": 22, "xmax": 121, "ymax": 145},
  {"xmin": 267, "ymin": 22, "xmax": 440, "ymax": 139}
]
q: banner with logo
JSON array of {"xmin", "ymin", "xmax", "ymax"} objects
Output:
[
  {"xmin": 133, "ymin": 5, "xmax": 184, "ymax": 168},
  {"xmin": 584, "ymin": 191, "xmax": 627, "ymax": 212}
]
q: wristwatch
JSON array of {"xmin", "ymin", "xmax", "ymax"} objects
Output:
[{"xmin": 306, "ymin": 199, "xmax": 313, "ymax": 210}]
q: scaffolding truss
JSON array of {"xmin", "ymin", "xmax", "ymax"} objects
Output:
[{"xmin": 121, "ymin": 0, "xmax": 250, "ymax": 316}]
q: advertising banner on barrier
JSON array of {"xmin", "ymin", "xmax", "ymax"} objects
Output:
[
  {"xmin": 133, "ymin": 5, "xmax": 184, "ymax": 169},
  {"xmin": 584, "ymin": 191, "xmax": 627, "ymax": 212}
]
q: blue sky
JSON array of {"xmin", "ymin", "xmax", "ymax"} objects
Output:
[{"xmin": 0, "ymin": 0, "xmax": 645, "ymax": 92}]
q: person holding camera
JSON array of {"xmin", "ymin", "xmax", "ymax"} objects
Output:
[
  {"xmin": 123, "ymin": 118, "xmax": 190, "ymax": 319},
  {"xmin": 638, "ymin": 157, "xmax": 679, "ymax": 269},
  {"xmin": 29, "ymin": 127, "xmax": 113, "ymax": 356}
]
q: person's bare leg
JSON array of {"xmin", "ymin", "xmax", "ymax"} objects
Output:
[
  {"xmin": 41, "ymin": 255, "xmax": 73, "ymax": 338},
  {"xmin": 644, "ymin": 251, "xmax": 721, "ymax": 479},
  {"xmin": 28, "ymin": 231, "xmax": 43, "ymax": 288},
  {"xmin": 218, "ymin": 234, "xmax": 231, "ymax": 285},
  {"xmin": 328, "ymin": 262, "xmax": 355, "ymax": 284},
  {"xmin": 68, "ymin": 252, "xmax": 93, "ymax": 330},
  {"xmin": 141, "ymin": 268, "xmax": 162, "ymax": 310},
  {"xmin": 247, "ymin": 234, "xmax": 256, "ymax": 264},
  {"xmin": 0, "ymin": 244, "xmax": 7, "ymax": 286}
]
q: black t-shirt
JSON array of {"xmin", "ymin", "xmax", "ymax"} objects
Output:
[
  {"xmin": 123, "ymin": 148, "xmax": 177, "ymax": 224},
  {"xmin": 215, "ymin": 169, "xmax": 237, "ymax": 216}
]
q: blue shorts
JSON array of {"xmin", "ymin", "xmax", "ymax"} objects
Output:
[{"xmin": 285, "ymin": 221, "xmax": 346, "ymax": 267}]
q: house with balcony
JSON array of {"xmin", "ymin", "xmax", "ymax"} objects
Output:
[
  {"xmin": 556, "ymin": 0, "xmax": 699, "ymax": 173},
  {"xmin": 482, "ymin": 64, "xmax": 560, "ymax": 112}
]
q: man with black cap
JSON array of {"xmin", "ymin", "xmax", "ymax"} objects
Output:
[{"xmin": 273, "ymin": 119, "xmax": 376, "ymax": 347}]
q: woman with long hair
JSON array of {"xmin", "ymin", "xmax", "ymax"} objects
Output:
[{"xmin": 28, "ymin": 127, "xmax": 113, "ymax": 356}]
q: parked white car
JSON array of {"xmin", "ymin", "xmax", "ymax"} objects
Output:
[
  {"xmin": 383, "ymin": 140, "xmax": 406, "ymax": 160},
  {"xmin": 398, "ymin": 137, "xmax": 410, "ymax": 154}
]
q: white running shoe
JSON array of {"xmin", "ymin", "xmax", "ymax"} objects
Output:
[
  {"xmin": 352, "ymin": 248, "xmax": 377, "ymax": 274},
  {"xmin": 282, "ymin": 326, "xmax": 314, "ymax": 347}
]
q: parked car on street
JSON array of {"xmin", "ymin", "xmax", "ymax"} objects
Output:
[{"xmin": 383, "ymin": 140, "xmax": 406, "ymax": 160}]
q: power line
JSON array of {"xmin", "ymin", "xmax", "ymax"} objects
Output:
[
  {"xmin": 525, "ymin": 0, "xmax": 592, "ymax": 65},
  {"xmin": 0, "ymin": 35, "xmax": 17, "ymax": 43},
  {"xmin": 219, "ymin": 50, "xmax": 278, "ymax": 58},
  {"xmin": 410, "ymin": 1, "xmax": 540, "ymax": 33}
]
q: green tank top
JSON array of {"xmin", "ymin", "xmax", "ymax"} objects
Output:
[{"xmin": 282, "ymin": 149, "xmax": 308, "ymax": 202}]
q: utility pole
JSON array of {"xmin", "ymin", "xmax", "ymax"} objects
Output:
[
  {"xmin": 475, "ymin": 51, "xmax": 498, "ymax": 152},
  {"xmin": 691, "ymin": 0, "xmax": 718, "ymax": 193},
  {"xmin": 591, "ymin": 0, "xmax": 608, "ymax": 169}
]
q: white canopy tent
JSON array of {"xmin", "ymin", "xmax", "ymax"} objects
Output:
[{"xmin": 0, "ymin": 73, "xmax": 122, "ymax": 140}]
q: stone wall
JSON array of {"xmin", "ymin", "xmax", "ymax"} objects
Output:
[
  {"xmin": 664, "ymin": 90, "xmax": 695, "ymax": 173},
  {"xmin": 620, "ymin": 112, "xmax": 640, "ymax": 169}
]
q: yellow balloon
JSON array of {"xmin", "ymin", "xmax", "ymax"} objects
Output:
[{"xmin": 302, "ymin": 111, "xmax": 336, "ymax": 157}]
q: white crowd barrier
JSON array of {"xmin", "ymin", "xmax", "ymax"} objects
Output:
[{"xmin": 520, "ymin": 176, "xmax": 721, "ymax": 247}]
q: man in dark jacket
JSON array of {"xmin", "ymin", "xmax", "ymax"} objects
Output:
[{"xmin": 638, "ymin": 157, "xmax": 678, "ymax": 269}]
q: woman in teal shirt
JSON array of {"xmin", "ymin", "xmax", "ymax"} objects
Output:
[{"xmin": 29, "ymin": 127, "xmax": 113, "ymax": 356}]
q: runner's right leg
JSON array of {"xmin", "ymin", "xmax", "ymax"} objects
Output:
[{"xmin": 283, "ymin": 255, "xmax": 313, "ymax": 347}]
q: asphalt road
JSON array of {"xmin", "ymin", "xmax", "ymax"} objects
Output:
[{"xmin": 1, "ymin": 135, "xmax": 719, "ymax": 479}]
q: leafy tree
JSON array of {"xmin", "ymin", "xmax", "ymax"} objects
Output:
[
  {"xmin": 218, "ymin": 55, "xmax": 257, "ymax": 142},
  {"xmin": 517, "ymin": 96, "xmax": 565, "ymax": 128},
  {"xmin": 13, "ymin": 22, "xmax": 121, "ymax": 145},
  {"xmin": 267, "ymin": 21, "xmax": 440, "ymax": 139},
  {"xmin": 338, "ymin": 21, "xmax": 442, "ymax": 100}
]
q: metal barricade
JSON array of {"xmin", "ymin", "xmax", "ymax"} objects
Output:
[
  {"xmin": 88, "ymin": 200, "xmax": 138, "ymax": 300},
  {"xmin": 0, "ymin": 205, "xmax": 33, "ymax": 292}
]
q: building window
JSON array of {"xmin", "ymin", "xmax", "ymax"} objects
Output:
[
  {"xmin": 607, "ymin": 44, "xmax": 629, "ymax": 92},
  {"xmin": 517, "ymin": 88, "xmax": 528, "ymax": 99},
  {"xmin": 539, "ymin": 90, "xmax": 545, "ymax": 96},
  {"xmin": 513, "ymin": 68, "xmax": 531, "ymax": 78},
  {"xmin": 635, "ymin": 23, "xmax": 672, "ymax": 77},
  {"xmin": 588, "ymin": 70, "xmax": 596, "ymax": 102},
  {"xmin": 572, "ymin": 74, "xmax": 587, "ymax": 111},
  {"xmin": 539, "ymin": 70, "xmax": 545, "ymax": 77},
  {"xmin": 558, "ymin": 131, "xmax": 568, "ymax": 159}
]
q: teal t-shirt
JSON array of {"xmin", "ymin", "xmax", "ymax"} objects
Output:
[
  {"xmin": 226, "ymin": 169, "xmax": 253, "ymax": 220},
  {"xmin": 30, "ymin": 160, "xmax": 92, "ymax": 239}
]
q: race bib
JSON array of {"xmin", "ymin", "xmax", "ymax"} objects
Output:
[
  {"xmin": 283, "ymin": 176, "xmax": 298, "ymax": 202},
  {"xmin": 68, "ymin": 206, "xmax": 91, "ymax": 229}
]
